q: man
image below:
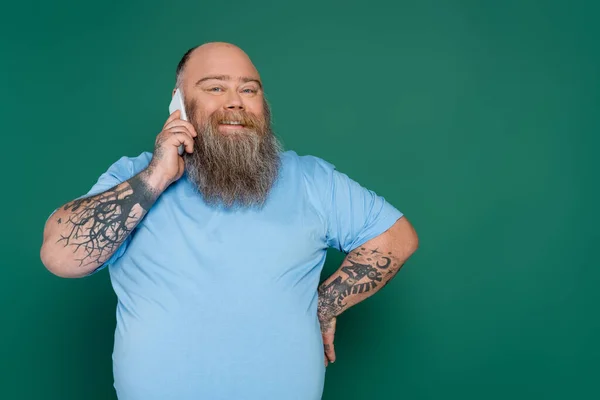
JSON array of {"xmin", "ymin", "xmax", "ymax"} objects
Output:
[{"xmin": 40, "ymin": 42, "xmax": 418, "ymax": 400}]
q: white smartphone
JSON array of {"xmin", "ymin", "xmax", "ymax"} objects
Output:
[{"xmin": 168, "ymin": 88, "xmax": 188, "ymax": 155}]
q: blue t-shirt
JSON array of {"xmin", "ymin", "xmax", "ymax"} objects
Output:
[{"xmin": 78, "ymin": 150, "xmax": 402, "ymax": 400}]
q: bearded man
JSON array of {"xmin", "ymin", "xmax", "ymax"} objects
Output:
[{"xmin": 40, "ymin": 42, "xmax": 419, "ymax": 400}]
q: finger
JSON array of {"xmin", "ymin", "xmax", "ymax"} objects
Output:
[
  {"xmin": 163, "ymin": 109, "xmax": 181, "ymax": 128},
  {"xmin": 324, "ymin": 342, "xmax": 336, "ymax": 363},
  {"xmin": 164, "ymin": 119, "xmax": 198, "ymax": 137},
  {"xmin": 166, "ymin": 125, "xmax": 196, "ymax": 140},
  {"xmin": 166, "ymin": 132, "xmax": 194, "ymax": 154},
  {"xmin": 324, "ymin": 354, "xmax": 328, "ymax": 367}
]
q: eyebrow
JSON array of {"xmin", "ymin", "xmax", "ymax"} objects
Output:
[{"xmin": 195, "ymin": 74, "xmax": 262, "ymax": 89}]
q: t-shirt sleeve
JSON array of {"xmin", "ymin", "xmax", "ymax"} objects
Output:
[{"xmin": 310, "ymin": 156, "xmax": 404, "ymax": 253}]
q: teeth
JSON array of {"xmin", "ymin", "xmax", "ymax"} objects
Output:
[{"xmin": 221, "ymin": 121, "xmax": 242, "ymax": 125}]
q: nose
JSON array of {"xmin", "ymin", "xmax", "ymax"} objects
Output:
[{"xmin": 224, "ymin": 91, "xmax": 244, "ymax": 111}]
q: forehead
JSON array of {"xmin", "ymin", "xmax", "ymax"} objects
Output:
[{"xmin": 183, "ymin": 46, "xmax": 261, "ymax": 86}]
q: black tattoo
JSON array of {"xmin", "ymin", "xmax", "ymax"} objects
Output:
[
  {"xmin": 56, "ymin": 174, "xmax": 158, "ymax": 267},
  {"xmin": 128, "ymin": 174, "xmax": 159, "ymax": 210},
  {"xmin": 318, "ymin": 247, "xmax": 402, "ymax": 324}
]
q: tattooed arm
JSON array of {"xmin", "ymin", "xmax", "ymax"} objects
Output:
[
  {"xmin": 41, "ymin": 108, "xmax": 197, "ymax": 278},
  {"xmin": 318, "ymin": 216, "xmax": 418, "ymax": 363},
  {"xmin": 40, "ymin": 169, "xmax": 169, "ymax": 278}
]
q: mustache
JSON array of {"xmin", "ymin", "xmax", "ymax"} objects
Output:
[{"xmin": 207, "ymin": 109, "xmax": 264, "ymax": 129}]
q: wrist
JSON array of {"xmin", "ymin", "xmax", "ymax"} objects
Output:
[
  {"xmin": 318, "ymin": 307, "xmax": 336, "ymax": 322},
  {"xmin": 317, "ymin": 296, "xmax": 338, "ymax": 322},
  {"xmin": 141, "ymin": 165, "xmax": 171, "ymax": 193}
]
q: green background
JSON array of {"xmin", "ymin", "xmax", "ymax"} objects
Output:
[{"xmin": 1, "ymin": 0, "xmax": 598, "ymax": 398}]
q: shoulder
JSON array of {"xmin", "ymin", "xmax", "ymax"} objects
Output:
[
  {"xmin": 102, "ymin": 151, "xmax": 152, "ymax": 180},
  {"xmin": 280, "ymin": 150, "xmax": 337, "ymax": 181}
]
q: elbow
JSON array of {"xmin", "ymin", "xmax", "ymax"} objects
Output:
[
  {"xmin": 410, "ymin": 222, "xmax": 419, "ymax": 250},
  {"xmin": 412, "ymin": 234, "xmax": 419, "ymax": 256},
  {"xmin": 40, "ymin": 242, "xmax": 81, "ymax": 279},
  {"xmin": 406, "ymin": 228, "xmax": 419, "ymax": 256},
  {"xmin": 397, "ymin": 216, "xmax": 419, "ymax": 257},
  {"xmin": 40, "ymin": 242, "xmax": 64, "ymax": 277}
]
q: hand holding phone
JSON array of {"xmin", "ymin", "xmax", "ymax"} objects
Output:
[
  {"xmin": 143, "ymin": 89, "xmax": 196, "ymax": 188},
  {"xmin": 168, "ymin": 88, "xmax": 188, "ymax": 156}
]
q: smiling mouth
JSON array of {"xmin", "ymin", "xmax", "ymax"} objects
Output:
[
  {"xmin": 219, "ymin": 120, "xmax": 245, "ymax": 126},
  {"xmin": 218, "ymin": 121, "xmax": 249, "ymax": 132}
]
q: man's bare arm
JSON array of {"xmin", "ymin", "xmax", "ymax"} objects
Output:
[
  {"xmin": 40, "ymin": 169, "xmax": 169, "ymax": 278},
  {"xmin": 317, "ymin": 216, "xmax": 419, "ymax": 327}
]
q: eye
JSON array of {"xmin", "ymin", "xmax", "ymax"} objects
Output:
[
  {"xmin": 242, "ymin": 88, "xmax": 258, "ymax": 94},
  {"xmin": 207, "ymin": 87, "xmax": 223, "ymax": 92}
]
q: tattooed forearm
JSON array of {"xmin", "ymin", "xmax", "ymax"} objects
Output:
[
  {"xmin": 53, "ymin": 171, "xmax": 159, "ymax": 269},
  {"xmin": 318, "ymin": 246, "xmax": 404, "ymax": 325}
]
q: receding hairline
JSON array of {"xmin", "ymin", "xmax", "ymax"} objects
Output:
[{"xmin": 175, "ymin": 42, "xmax": 256, "ymax": 88}]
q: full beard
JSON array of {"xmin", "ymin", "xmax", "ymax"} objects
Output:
[{"xmin": 183, "ymin": 98, "xmax": 283, "ymax": 209}]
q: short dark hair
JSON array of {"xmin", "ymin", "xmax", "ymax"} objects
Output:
[{"xmin": 175, "ymin": 46, "xmax": 199, "ymax": 87}]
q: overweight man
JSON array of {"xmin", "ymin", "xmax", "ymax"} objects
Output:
[{"xmin": 41, "ymin": 42, "xmax": 419, "ymax": 400}]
